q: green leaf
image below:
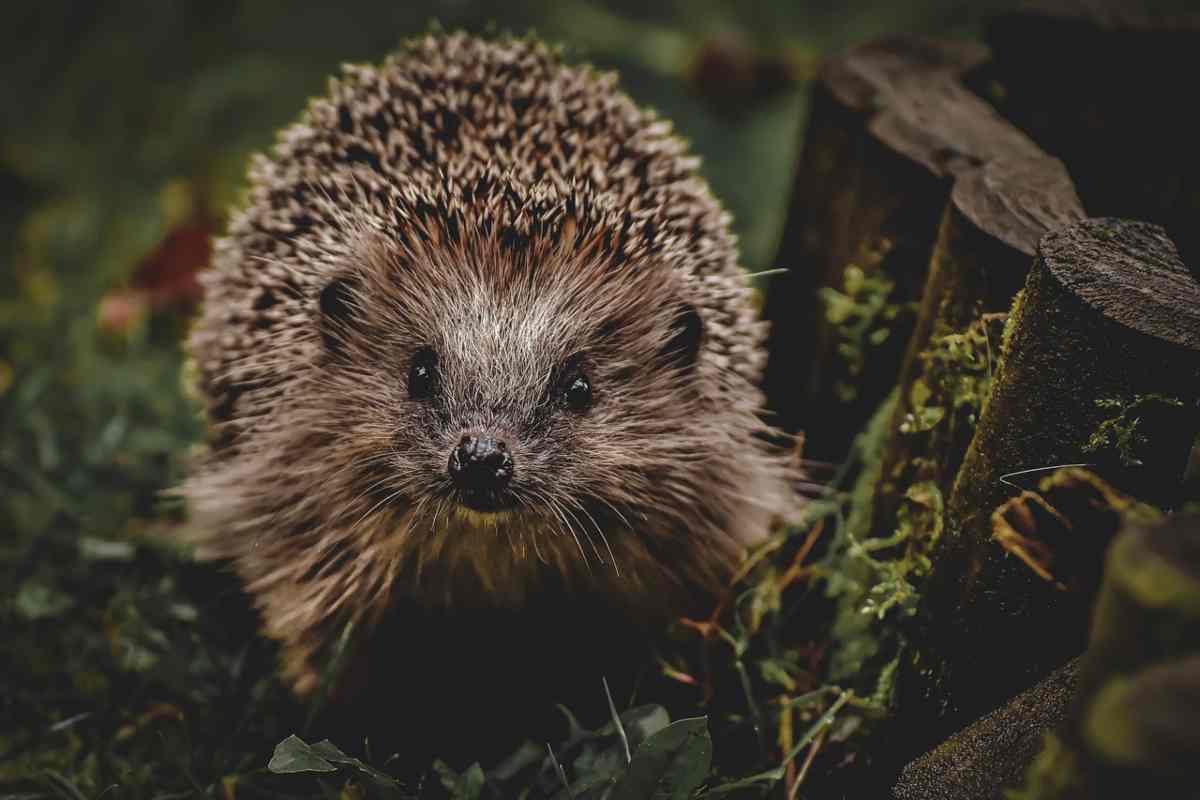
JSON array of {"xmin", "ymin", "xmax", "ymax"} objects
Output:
[
  {"xmin": 14, "ymin": 580, "xmax": 74, "ymax": 620},
  {"xmin": 267, "ymin": 734, "xmax": 338, "ymax": 774},
  {"xmin": 489, "ymin": 740, "xmax": 544, "ymax": 783},
  {"xmin": 759, "ymin": 658, "xmax": 798, "ymax": 691},
  {"xmin": 613, "ymin": 704, "xmax": 670, "ymax": 750},
  {"xmin": 309, "ymin": 739, "xmax": 361, "ymax": 767},
  {"xmin": 457, "ymin": 763, "xmax": 486, "ymax": 800},
  {"xmin": 311, "ymin": 739, "xmax": 403, "ymax": 789},
  {"xmin": 434, "ymin": 760, "xmax": 486, "ymax": 800},
  {"xmin": 610, "ymin": 717, "xmax": 711, "ymax": 800}
]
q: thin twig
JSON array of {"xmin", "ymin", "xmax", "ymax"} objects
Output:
[{"xmin": 787, "ymin": 727, "xmax": 827, "ymax": 800}]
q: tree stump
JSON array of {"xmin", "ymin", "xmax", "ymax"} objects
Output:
[
  {"xmin": 984, "ymin": 0, "xmax": 1200, "ymax": 269},
  {"xmin": 1011, "ymin": 513, "xmax": 1200, "ymax": 799},
  {"xmin": 898, "ymin": 218, "xmax": 1200, "ymax": 764},
  {"xmin": 759, "ymin": 36, "xmax": 1047, "ymax": 459},
  {"xmin": 868, "ymin": 155, "xmax": 1083, "ymax": 541}
]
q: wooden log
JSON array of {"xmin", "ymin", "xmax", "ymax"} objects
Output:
[
  {"xmin": 897, "ymin": 218, "xmax": 1200, "ymax": 763},
  {"xmin": 759, "ymin": 36, "xmax": 1049, "ymax": 459},
  {"xmin": 984, "ymin": 1, "xmax": 1200, "ymax": 269},
  {"xmin": 1009, "ymin": 513, "xmax": 1200, "ymax": 799},
  {"xmin": 892, "ymin": 658, "xmax": 1080, "ymax": 800},
  {"xmin": 868, "ymin": 156, "xmax": 1083, "ymax": 540}
]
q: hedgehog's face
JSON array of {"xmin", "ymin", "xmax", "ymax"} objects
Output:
[
  {"xmin": 312, "ymin": 241, "xmax": 718, "ymax": 596},
  {"xmin": 398, "ymin": 343, "xmax": 597, "ymax": 514}
]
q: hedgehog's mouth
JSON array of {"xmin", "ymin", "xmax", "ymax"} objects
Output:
[{"xmin": 455, "ymin": 487, "xmax": 518, "ymax": 514}]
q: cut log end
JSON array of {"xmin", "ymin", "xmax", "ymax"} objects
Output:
[
  {"xmin": 1038, "ymin": 219, "xmax": 1200, "ymax": 350},
  {"xmin": 949, "ymin": 156, "xmax": 1082, "ymax": 258}
]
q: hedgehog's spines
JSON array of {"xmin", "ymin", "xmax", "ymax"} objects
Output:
[{"xmin": 184, "ymin": 33, "xmax": 789, "ymax": 696}]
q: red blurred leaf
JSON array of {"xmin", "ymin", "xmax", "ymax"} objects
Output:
[{"xmin": 132, "ymin": 220, "xmax": 212, "ymax": 309}]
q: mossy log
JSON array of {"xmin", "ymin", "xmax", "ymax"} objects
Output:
[
  {"xmin": 897, "ymin": 218, "xmax": 1200, "ymax": 764},
  {"xmin": 759, "ymin": 36, "xmax": 1048, "ymax": 458},
  {"xmin": 1010, "ymin": 513, "xmax": 1200, "ymax": 799},
  {"xmin": 892, "ymin": 658, "xmax": 1080, "ymax": 800},
  {"xmin": 868, "ymin": 156, "xmax": 1083, "ymax": 540},
  {"xmin": 985, "ymin": 1, "xmax": 1200, "ymax": 268}
]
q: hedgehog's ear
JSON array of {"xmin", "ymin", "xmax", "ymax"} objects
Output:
[
  {"xmin": 662, "ymin": 303, "xmax": 704, "ymax": 372},
  {"xmin": 318, "ymin": 276, "xmax": 363, "ymax": 356}
]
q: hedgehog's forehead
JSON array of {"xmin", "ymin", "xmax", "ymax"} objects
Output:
[
  {"xmin": 434, "ymin": 274, "xmax": 591, "ymax": 366},
  {"xmin": 406, "ymin": 238, "xmax": 652, "ymax": 322}
]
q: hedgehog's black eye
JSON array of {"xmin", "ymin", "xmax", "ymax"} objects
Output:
[
  {"xmin": 559, "ymin": 368, "xmax": 593, "ymax": 413},
  {"xmin": 408, "ymin": 347, "xmax": 439, "ymax": 400}
]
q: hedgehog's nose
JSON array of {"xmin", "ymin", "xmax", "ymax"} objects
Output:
[{"xmin": 449, "ymin": 434, "xmax": 514, "ymax": 494}]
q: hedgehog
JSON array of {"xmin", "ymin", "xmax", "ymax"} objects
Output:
[{"xmin": 181, "ymin": 32, "xmax": 794, "ymax": 753}]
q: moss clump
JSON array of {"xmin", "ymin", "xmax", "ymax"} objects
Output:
[
  {"xmin": 1084, "ymin": 394, "xmax": 1186, "ymax": 468},
  {"xmin": 865, "ymin": 481, "xmax": 944, "ymax": 615},
  {"xmin": 820, "ymin": 240, "xmax": 908, "ymax": 404},
  {"xmin": 840, "ymin": 314, "xmax": 1003, "ymax": 677},
  {"xmin": 901, "ymin": 313, "xmax": 1003, "ymax": 437}
]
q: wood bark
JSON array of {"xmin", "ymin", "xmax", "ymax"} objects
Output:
[
  {"xmin": 759, "ymin": 36, "xmax": 1048, "ymax": 459},
  {"xmin": 897, "ymin": 219, "xmax": 1200, "ymax": 764}
]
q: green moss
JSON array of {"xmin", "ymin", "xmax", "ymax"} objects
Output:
[
  {"xmin": 1084, "ymin": 394, "xmax": 1186, "ymax": 468},
  {"xmin": 820, "ymin": 316, "xmax": 1006, "ymax": 694},
  {"xmin": 851, "ymin": 480, "xmax": 943, "ymax": 619},
  {"xmin": 844, "ymin": 312, "xmax": 1002, "ymax": 661},
  {"xmin": 901, "ymin": 313, "xmax": 1003, "ymax": 436},
  {"xmin": 999, "ymin": 289, "xmax": 1025, "ymax": 364},
  {"xmin": 820, "ymin": 244, "xmax": 908, "ymax": 403},
  {"xmin": 827, "ymin": 390, "xmax": 926, "ymax": 683}
]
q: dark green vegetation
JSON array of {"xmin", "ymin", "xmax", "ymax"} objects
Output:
[{"xmin": 5, "ymin": 2, "xmax": 1183, "ymax": 799}]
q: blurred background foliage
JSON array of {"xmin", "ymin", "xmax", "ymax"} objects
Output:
[{"xmin": 2, "ymin": 1, "xmax": 1010, "ymax": 797}]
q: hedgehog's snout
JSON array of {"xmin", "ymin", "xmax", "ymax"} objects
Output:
[{"xmin": 448, "ymin": 432, "xmax": 516, "ymax": 511}]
